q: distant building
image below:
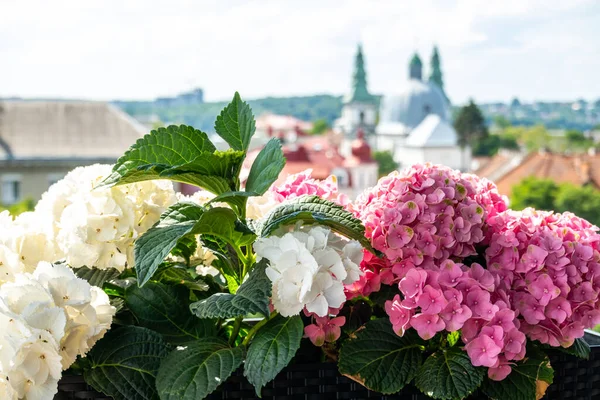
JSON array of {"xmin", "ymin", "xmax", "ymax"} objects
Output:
[
  {"xmin": 0, "ymin": 101, "xmax": 147, "ymax": 204},
  {"xmin": 155, "ymin": 88, "xmax": 204, "ymax": 107},
  {"xmin": 255, "ymin": 113, "xmax": 313, "ymax": 144},
  {"xmin": 335, "ymin": 45, "xmax": 378, "ymax": 140},
  {"xmin": 475, "ymin": 150, "xmax": 600, "ymax": 197},
  {"xmin": 245, "ymin": 127, "xmax": 378, "ymax": 199},
  {"xmin": 375, "ymin": 50, "xmax": 470, "ymax": 171}
]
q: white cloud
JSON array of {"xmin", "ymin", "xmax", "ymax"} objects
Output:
[{"xmin": 0, "ymin": 0, "xmax": 598, "ymax": 103}]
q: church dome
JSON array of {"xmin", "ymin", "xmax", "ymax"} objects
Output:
[{"xmin": 376, "ymin": 52, "xmax": 450, "ymax": 136}]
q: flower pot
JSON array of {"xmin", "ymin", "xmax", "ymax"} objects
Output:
[{"xmin": 55, "ymin": 331, "xmax": 600, "ymax": 400}]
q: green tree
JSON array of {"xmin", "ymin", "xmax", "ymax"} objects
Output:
[
  {"xmin": 564, "ymin": 129, "xmax": 593, "ymax": 150},
  {"xmin": 310, "ymin": 118, "xmax": 330, "ymax": 135},
  {"xmin": 521, "ymin": 125, "xmax": 551, "ymax": 152},
  {"xmin": 454, "ymin": 100, "xmax": 489, "ymax": 149},
  {"xmin": 428, "ymin": 46, "xmax": 448, "ymax": 102},
  {"xmin": 493, "ymin": 115, "xmax": 511, "ymax": 129},
  {"xmin": 554, "ymin": 184, "xmax": 600, "ymax": 226},
  {"xmin": 472, "ymin": 133, "xmax": 519, "ymax": 156},
  {"xmin": 373, "ymin": 151, "xmax": 398, "ymax": 177},
  {"xmin": 510, "ymin": 177, "xmax": 559, "ymax": 211}
]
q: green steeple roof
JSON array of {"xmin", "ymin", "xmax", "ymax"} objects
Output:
[
  {"xmin": 409, "ymin": 52, "xmax": 423, "ymax": 80},
  {"xmin": 344, "ymin": 44, "xmax": 377, "ymax": 104},
  {"xmin": 429, "ymin": 46, "xmax": 449, "ymax": 102}
]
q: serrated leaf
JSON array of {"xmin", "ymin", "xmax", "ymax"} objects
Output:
[
  {"xmin": 414, "ymin": 348, "xmax": 485, "ymax": 400},
  {"xmin": 156, "ymin": 338, "xmax": 244, "ymax": 400},
  {"xmin": 481, "ymin": 351, "xmax": 553, "ymax": 400},
  {"xmin": 260, "ymin": 195, "xmax": 375, "ymax": 253},
  {"xmin": 73, "ymin": 266, "xmax": 120, "ymax": 287},
  {"xmin": 125, "ymin": 281, "xmax": 216, "ymax": 344},
  {"xmin": 338, "ymin": 318, "xmax": 423, "ymax": 394},
  {"xmin": 134, "ymin": 202, "xmax": 205, "ymax": 287},
  {"xmin": 154, "ymin": 265, "xmax": 208, "ymax": 292},
  {"xmin": 194, "ymin": 207, "xmax": 256, "ymax": 247},
  {"xmin": 101, "ymin": 124, "xmax": 215, "ymax": 187},
  {"xmin": 84, "ymin": 326, "xmax": 170, "ymax": 400},
  {"xmin": 246, "ymin": 138, "xmax": 285, "ymax": 195},
  {"xmin": 546, "ymin": 337, "xmax": 591, "ymax": 360},
  {"xmin": 159, "ymin": 149, "xmax": 246, "ymax": 194},
  {"xmin": 244, "ymin": 315, "xmax": 303, "ymax": 396},
  {"xmin": 190, "ymin": 259, "xmax": 271, "ymax": 318},
  {"xmin": 214, "ymin": 92, "xmax": 256, "ymax": 151}
]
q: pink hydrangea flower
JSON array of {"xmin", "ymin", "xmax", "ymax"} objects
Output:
[
  {"xmin": 465, "ymin": 334, "xmax": 502, "ymax": 367},
  {"xmin": 271, "ymin": 170, "xmax": 344, "ymax": 204},
  {"xmin": 304, "ymin": 315, "xmax": 346, "ymax": 346},
  {"xmin": 411, "ymin": 313, "xmax": 445, "ymax": 340}
]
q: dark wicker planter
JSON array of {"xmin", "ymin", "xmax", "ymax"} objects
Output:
[{"xmin": 55, "ymin": 331, "xmax": 600, "ymax": 400}]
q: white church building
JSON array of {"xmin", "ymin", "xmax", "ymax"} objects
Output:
[{"xmin": 336, "ymin": 46, "xmax": 471, "ymax": 172}]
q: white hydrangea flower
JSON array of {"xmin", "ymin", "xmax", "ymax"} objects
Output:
[
  {"xmin": 246, "ymin": 192, "xmax": 278, "ymax": 220},
  {"xmin": 254, "ymin": 226, "xmax": 364, "ymax": 317},
  {"xmin": 0, "ymin": 263, "xmax": 116, "ymax": 371},
  {"xmin": 0, "ymin": 306, "xmax": 62, "ymax": 400},
  {"xmin": 0, "ymin": 244, "xmax": 21, "ymax": 285},
  {"xmin": 34, "ymin": 164, "xmax": 176, "ymax": 271}
]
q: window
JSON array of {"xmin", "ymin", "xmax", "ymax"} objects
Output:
[
  {"xmin": 1, "ymin": 174, "xmax": 22, "ymax": 205},
  {"xmin": 359, "ymin": 111, "xmax": 365, "ymax": 124}
]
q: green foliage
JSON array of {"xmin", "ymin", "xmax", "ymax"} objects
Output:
[
  {"xmin": 0, "ymin": 198, "xmax": 34, "ymax": 216},
  {"xmin": 454, "ymin": 100, "xmax": 488, "ymax": 148},
  {"xmin": 190, "ymin": 260, "xmax": 271, "ymax": 318},
  {"xmin": 244, "ymin": 315, "xmax": 304, "ymax": 396},
  {"xmin": 511, "ymin": 177, "xmax": 600, "ymax": 226},
  {"xmin": 472, "ymin": 133, "xmax": 519, "ymax": 156},
  {"xmin": 73, "ymin": 266, "xmax": 120, "ymax": 288},
  {"xmin": 134, "ymin": 202, "xmax": 205, "ymax": 287},
  {"xmin": 101, "ymin": 124, "xmax": 216, "ymax": 187},
  {"xmin": 310, "ymin": 118, "xmax": 330, "ymax": 135},
  {"xmin": 125, "ymin": 282, "xmax": 216, "ymax": 344},
  {"xmin": 510, "ymin": 177, "xmax": 559, "ymax": 211},
  {"xmin": 493, "ymin": 115, "xmax": 511, "ymax": 129},
  {"xmin": 214, "ymin": 92, "xmax": 256, "ymax": 151},
  {"xmin": 84, "ymin": 326, "xmax": 170, "ymax": 400},
  {"xmin": 245, "ymin": 138, "xmax": 285, "ymax": 195},
  {"xmin": 414, "ymin": 348, "xmax": 485, "ymax": 400},
  {"xmin": 373, "ymin": 150, "xmax": 398, "ymax": 176},
  {"xmin": 260, "ymin": 195, "xmax": 375, "ymax": 253},
  {"xmin": 338, "ymin": 319, "xmax": 423, "ymax": 394},
  {"xmin": 481, "ymin": 351, "xmax": 553, "ymax": 400},
  {"xmin": 156, "ymin": 338, "xmax": 244, "ymax": 400}
]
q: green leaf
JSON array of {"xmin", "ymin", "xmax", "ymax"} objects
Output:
[
  {"xmin": 101, "ymin": 124, "xmax": 215, "ymax": 187},
  {"xmin": 447, "ymin": 331, "xmax": 460, "ymax": 347},
  {"xmin": 260, "ymin": 195, "xmax": 376, "ymax": 253},
  {"xmin": 134, "ymin": 202, "xmax": 205, "ymax": 287},
  {"xmin": 414, "ymin": 348, "xmax": 485, "ymax": 400},
  {"xmin": 169, "ymin": 235, "xmax": 198, "ymax": 265},
  {"xmin": 214, "ymin": 92, "xmax": 256, "ymax": 151},
  {"xmin": 125, "ymin": 281, "xmax": 216, "ymax": 344},
  {"xmin": 246, "ymin": 138, "xmax": 285, "ymax": 195},
  {"xmin": 546, "ymin": 337, "xmax": 590, "ymax": 360},
  {"xmin": 154, "ymin": 265, "xmax": 208, "ymax": 292},
  {"xmin": 194, "ymin": 207, "xmax": 256, "ymax": 247},
  {"xmin": 156, "ymin": 338, "xmax": 244, "ymax": 400},
  {"xmin": 190, "ymin": 259, "xmax": 272, "ymax": 318},
  {"xmin": 159, "ymin": 149, "xmax": 246, "ymax": 194},
  {"xmin": 84, "ymin": 326, "xmax": 170, "ymax": 400},
  {"xmin": 481, "ymin": 351, "xmax": 554, "ymax": 400},
  {"xmin": 244, "ymin": 315, "xmax": 303, "ymax": 396},
  {"xmin": 73, "ymin": 266, "xmax": 120, "ymax": 287},
  {"xmin": 338, "ymin": 318, "xmax": 423, "ymax": 394}
]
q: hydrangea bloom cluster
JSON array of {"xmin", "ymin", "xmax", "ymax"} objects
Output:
[
  {"xmin": 0, "ymin": 262, "xmax": 115, "ymax": 399},
  {"xmin": 35, "ymin": 164, "xmax": 177, "ymax": 271},
  {"xmin": 385, "ymin": 260, "xmax": 525, "ymax": 380},
  {"xmin": 486, "ymin": 208, "xmax": 600, "ymax": 348},
  {"xmin": 254, "ymin": 226, "xmax": 363, "ymax": 317},
  {"xmin": 271, "ymin": 170, "xmax": 348, "ymax": 205},
  {"xmin": 350, "ymin": 164, "xmax": 507, "ymax": 289}
]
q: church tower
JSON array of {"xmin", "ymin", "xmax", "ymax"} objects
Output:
[
  {"xmin": 336, "ymin": 44, "xmax": 378, "ymax": 139},
  {"xmin": 428, "ymin": 46, "xmax": 449, "ymax": 102},
  {"xmin": 409, "ymin": 53, "xmax": 423, "ymax": 80}
]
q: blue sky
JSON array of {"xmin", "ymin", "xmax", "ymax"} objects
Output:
[{"xmin": 1, "ymin": 0, "xmax": 599, "ymax": 104}]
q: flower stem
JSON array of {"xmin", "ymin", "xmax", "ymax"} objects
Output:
[
  {"xmin": 229, "ymin": 316, "xmax": 244, "ymax": 346},
  {"xmin": 241, "ymin": 312, "xmax": 278, "ymax": 347}
]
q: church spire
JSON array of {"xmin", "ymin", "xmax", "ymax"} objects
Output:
[
  {"xmin": 429, "ymin": 46, "xmax": 448, "ymax": 102},
  {"xmin": 409, "ymin": 52, "xmax": 423, "ymax": 80},
  {"xmin": 344, "ymin": 44, "xmax": 376, "ymax": 104}
]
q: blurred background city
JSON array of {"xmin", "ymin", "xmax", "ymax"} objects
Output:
[{"xmin": 1, "ymin": 0, "xmax": 600, "ymax": 224}]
